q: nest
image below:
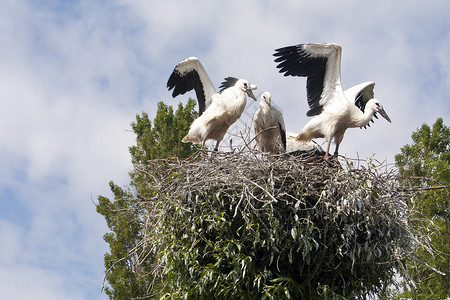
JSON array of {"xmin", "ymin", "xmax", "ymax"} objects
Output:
[{"xmin": 135, "ymin": 150, "xmax": 421, "ymax": 298}]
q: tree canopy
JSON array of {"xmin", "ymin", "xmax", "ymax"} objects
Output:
[
  {"xmin": 97, "ymin": 101, "xmax": 447, "ymax": 299},
  {"xmin": 96, "ymin": 99, "xmax": 198, "ymax": 299},
  {"xmin": 394, "ymin": 117, "xmax": 449, "ymax": 298}
]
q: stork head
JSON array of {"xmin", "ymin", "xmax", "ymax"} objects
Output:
[
  {"xmin": 260, "ymin": 92, "xmax": 272, "ymax": 108},
  {"xmin": 368, "ymin": 99, "xmax": 391, "ymax": 123},
  {"xmin": 236, "ymin": 79, "xmax": 257, "ymax": 101}
]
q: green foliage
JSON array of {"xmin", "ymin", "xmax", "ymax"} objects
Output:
[
  {"xmin": 97, "ymin": 182, "xmax": 150, "ymax": 299},
  {"xmin": 395, "ymin": 117, "xmax": 450, "ymax": 186},
  {"xmin": 98, "ymin": 100, "xmax": 443, "ymax": 299},
  {"xmin": 140, "ymin": 154, "xmax": 412, "ymax": 299},
  {"xmin": 394, "ymin": 117, "xmax": 450, "ymax": 298},
  {"xmin": 96, "ymin": 99, "xmax": 198, "ymax": 299},
  {"xmin": 129, "ymin": 100, "xmax": 198, "ymax": 166}
]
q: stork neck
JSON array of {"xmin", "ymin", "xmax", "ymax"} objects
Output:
[
  {"xmin": 356, "ymin": 106, "xmax": 375, "ymax": 128},
  {"xmin": 260, "ymin": 103, "xmax": 271, "ymax": 113}
]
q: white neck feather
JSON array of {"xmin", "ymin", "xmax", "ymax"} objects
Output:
[{"xmin": 355, "ymin": 105, "xmax": 376, "ymax": 128}]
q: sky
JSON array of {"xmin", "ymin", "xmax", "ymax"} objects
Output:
[{"xmin": 0, "ymin": 0, "xmax": 449, "ymax": 299}]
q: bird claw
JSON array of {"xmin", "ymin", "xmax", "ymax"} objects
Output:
[{"xmin": 322, "ymin": 154, "xmax": 339, "ymax": 167}]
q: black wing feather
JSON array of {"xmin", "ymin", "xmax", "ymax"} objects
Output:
[
  {"xmin": 278, "ymin": 121, "xmax": 287, "ymax": 151},
  {"xmin": 218, "ymin": 77, "xmax": 239, "ymax": 92},
  {"xmin": 354, "ymin": 88, "xmax": 378, "ymax": 129},
  {"xmin": 167, "ymin": 69, "xmax": 207, "ymax": 115},
  {"xmin": 274, "ymin": 44, "xmax": 327, "ymax": 116},
  {"xmin": 354, "ymin": 91, "xmax": 366, "ymax": 113}
]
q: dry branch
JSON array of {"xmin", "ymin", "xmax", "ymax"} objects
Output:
[{"xmin": 126, "ymin": 150, "xmax": 442, "ymax": 298}]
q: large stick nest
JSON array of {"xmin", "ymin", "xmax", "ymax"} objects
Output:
[{"xmin": 136, "ymin": 151, "xmax": 421, "ymax": 298}]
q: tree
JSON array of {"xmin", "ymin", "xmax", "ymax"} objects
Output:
[
  {"xmin": 97, "ymin": 98, "xmax": 436, "ymax": 299},
  {"xmin": 96, "ymin": 99, "xmax": 198, "ymax": 299},
  {"xmin": 139, "ymin": 154, "xmax": 412, "ymax": 299},
  {"xmin": 394, "ymin": 117, "xmax": 450, "ymax": 298}
]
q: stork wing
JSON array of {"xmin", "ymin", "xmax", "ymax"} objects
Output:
[
  {"xmin": 344, "ymin": 81, "xmax": 377, "ymax": 127},
  {"xmin": 345, "ymin": 81, "xmax": 375, "ymax": 109},
  {"xmin": 274, "ymin": 108, "xmax": 287, "ymax": 151},
  {"xmin": 167, "ymin": 57, "xmax": 216, "ymax": 115},
  {"xmin": 274, "ymin": 43, "xmax": 343, "ymax": 117},
  {"xmin": 253, "ymin": 108, "xmax": 262, "ymax": 134},
  {"xmin": 218, "ymin": 77, "xmax": 239, "ymax": 92}
]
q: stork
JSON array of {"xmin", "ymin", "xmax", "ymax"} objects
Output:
[
  {"xmin": 286, "ymin": 131, "xmax": 324, "ymax": 155},
  {"xmin": 167, "ymin": 57, "xmax": 257, "ymax": 150},
  {"xmin": 253, "ymin": 92, "xmax": 286, "ymax": 153},
  {"xmin": 273, "ymin": 43, "xmax": 391, "ymax": 158}
]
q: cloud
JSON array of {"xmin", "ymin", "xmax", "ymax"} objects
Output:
[
  {"xmin": 0, "ymin": 1, "xmax": 136, "ymax": 298},
  {"xmin": 0, "ymin": 264, "xmax": 85, "ymax": 300},
  {"xmin": 0, "ymin": 215, "xmax": 104, "ymax": 299}
]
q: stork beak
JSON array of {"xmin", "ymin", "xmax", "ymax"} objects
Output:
[
  {"xmin": 246, "ymin": 89, "xmax": 257, "ymax": 101},
  {"xmin": 379, "ymin": 108, "xmax": 391, "ymax": 123},
  {"xmin": 246, "ymin": 84, "xmax": 257, "ymax": 101}
]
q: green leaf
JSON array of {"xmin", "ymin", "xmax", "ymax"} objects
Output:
[{"xmin": 290, "ymin": 227, "xmax": 297, "ymax": 240}]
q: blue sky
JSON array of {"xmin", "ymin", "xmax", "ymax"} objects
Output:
[{"xmin": 0, "ymin": 0, "xmax": 449, "ymax": 299}]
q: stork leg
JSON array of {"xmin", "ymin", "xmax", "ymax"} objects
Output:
[
  {"xmin": 333, "ymin": 134, "xmax": 344, "ymax": 157},
  {"xmin": 333, "ymin": 143, "xmax": 340, "ymax": 157},
  {"xmin": 213, "ymin": 140, "xmax": 220, "ymax": 152},
  {"xmin": 325, "ymin": 141, "xmax": 332, "ymax": 159}
]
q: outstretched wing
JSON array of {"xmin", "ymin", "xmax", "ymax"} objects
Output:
[
  {"xmin": 218, "ymin": 77, "xmax": 239, "ymax": 92},
  {"xmin": 344, "ymin": 81, "xmax": 377, "ymax": 128},
  {"xmin": 167, "ymin": 57, "xmax": 216, "ymax": 115},
  {"xmin": 274, "ymin": 43, "xmax": 342, "ymax": 117}
]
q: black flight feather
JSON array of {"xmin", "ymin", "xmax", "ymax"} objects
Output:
[
  {"xmin": 218, "ymin": 77, "xmax": 239, "ymax": 92},
  {"xmin": 167, "ymin": 68, "xmax": 208, "ymax": 115},
  {"xmin": 274, "ymin": 44, "xmax": 327, "ymax": 117},
  {"xmin": 278, "ymin": 121, "xmax": 287, "ymax": 151}
]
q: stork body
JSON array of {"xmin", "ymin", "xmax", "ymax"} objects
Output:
[
  {"xmin": 182, "ymin": 79, "xmax": 256, "ymax": 149},
  {"xmin": 253, "ymin": 92, "xmax": 286, "ymax": 153},
  {"xmin": 167, "ymin": 57, "xmax": 257, "ymax": 150},
  {"xmin": 274, "ymin": 43, "xmax": 391, "ymax": 157}
]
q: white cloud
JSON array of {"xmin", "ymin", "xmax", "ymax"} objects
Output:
[
  {"xmin": 0, "ymin": 217, "xmax": 103, "ymax": 300},
  {"xmin": 0, "ymin": 264, "xmax": 85, "ymax": 300}
]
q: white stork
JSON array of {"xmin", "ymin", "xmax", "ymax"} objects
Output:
[
  {"xmin": 253, "ymin": 92, "xmax": 286, "ymax": 153},
  {"xmin": 273, "ymin": 43, "xmax": 391, "ymax": 158},
  {"xmin": 167, "ymin": 57, "xmax": 257, "ymax": 150}
]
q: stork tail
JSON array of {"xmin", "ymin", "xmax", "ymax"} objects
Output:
[
  {"xmin": 296, "ymin": 132, "xmax": 311, "ymax": 142},
  {"xmin": 182, "ymin": 134, "xmax": 201, "ymax": 144}
]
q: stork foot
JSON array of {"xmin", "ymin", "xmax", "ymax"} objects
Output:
[
  {"xmin": 322, "ymin": 153, "xmax": 339, "ymax": 167},
  {"xmin": 325, "ymin": 154, "xmax": 340, "ymax": 168}
]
